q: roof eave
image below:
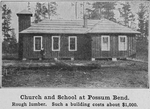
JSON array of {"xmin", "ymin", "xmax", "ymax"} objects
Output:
[
  {"xmin": 19, "ymin": 32, "xmax": 87, "ymax": 34},
  {"xmin": 88, "ymin": 32, "xmax": 140, "ymax": 34}
]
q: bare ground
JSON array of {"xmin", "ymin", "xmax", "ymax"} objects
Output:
[{"xmin": 2, "ymin": 60, "xmax": 148, "ymax": 88}]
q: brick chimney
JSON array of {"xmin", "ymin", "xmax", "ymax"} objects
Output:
[
  {"xmin": 83, "ymin": 15, "xmax": 88, "ymax": 28},
  {"xmin": 17, "ymin": 9, "xmax": 32, "ymax": 32}
]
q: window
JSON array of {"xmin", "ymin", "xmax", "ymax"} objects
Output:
[
  {"xmin": 34, "ymin": 36, "xmax": 42, "ymax": 51},
  {"xmin": 68, "ymin": 36, "xmax": 77, "ymax": 51},
  {"xmin": 101, "ymin": 35, "xmax": 110, "ymax": 51},
  {"xmin": 118, "ymin": 35, "xmax": 127, "ymax": 51},
  {"xmin": 52, "ymin": 36, "xmax": 60, "ymax": 51}
]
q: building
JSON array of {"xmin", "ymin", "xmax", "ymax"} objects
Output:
[{"xmin": 17, "ymin": 10, "xmax": 140, "ymax": 61}]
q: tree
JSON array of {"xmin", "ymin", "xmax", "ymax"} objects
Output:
[
  {"xmin": 34, "ymin": 3, "xmax": 47, "ymax": 23},
  {"xmin": 2, "ymin": 29, "xmax": 18, "ymax": 54},
  {"xmin": 137, "ymin": 3, "xmax": 149, "ymax": 38},
  {"xmin": 2, "ymin": 4, "xmax": 18, "ymax": 55},
  {"xmin": 145, "ymin": 20, "xmax": 148, "ymax": 37},
  {"xmin": 34, "ymin": 2, "xmax": 57, "ymax": 23},
  {"xmin": 2, "ymin": 4, "xmax": 12, "ymax": 40},
  {"xmin": 9, "ymin": 29, "xmax": 18, "ymax": 53},
  {"xmin": 47, "ymin": 2, "xmax": 57, "ymax": 19},
  {"xmin": 118, "ymin": 2, "xmax": 135, "ymax": 27},
  {"xmin": 86, "ymin": 2, "xmax": 116, "ymax": 20}
]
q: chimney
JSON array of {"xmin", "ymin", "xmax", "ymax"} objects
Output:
[
  {"xmin": 83, "ymin": 15, "xmax": 88, "ymax": 28},
  {"xmin": 17, "ymin": 9, "xmax": 32, "ymax": 32}
]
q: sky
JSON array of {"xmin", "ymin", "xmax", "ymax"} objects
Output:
[{"xmin": 2, "ymin": 1, "xmax": 148, "ymax": 41}]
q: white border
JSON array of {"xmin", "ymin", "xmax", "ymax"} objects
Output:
[
  {"xmin": 0, "ymin": 1, "xmax": 150, "ymax": 109},
  {"xmin": 52, "ymin": 36, "xmax": 60, "ymax": 51},
  {"xmin": 33, "ymin": 36, "xmax": 43, "ymax": 51},
  {"xmin": 118, "ymin": 35, "xmax": 127, "ymax": 51},
  {"xmin": 68, "ymin": 36, "xmax": 77, "ymax": 51},
  {"xmin": 101, "ymin": 35, "xmax": 110, "ymax": 51}
]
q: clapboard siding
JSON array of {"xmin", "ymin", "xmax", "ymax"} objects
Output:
[
  {"xmin": 18, "ymin": 34, "xmax": 23, "ymax": 59},
  {"xmin": 20, "ymin": 33, "xmax": 136, "ymax": 60},
  {"xmin": 91, "ymin": 35, "xmax": 101, "ymax": 58},
  {"xmin": 59, "ymin": 34, "xmax": 74, "ymax": 58},
  {"xmin": 22, "ymin": 34, "xmax": 41, "ymax": 59},
  {"xmin": 21, "ymin": 33, "xmax": 91, "ymax": 59},
  {"xmin": 91, "ymin": 34, "xmax": 136, "ymax": 58},
  {"xmin": 74, "ymin": 35, "xmax": 91, "ymax": 60},
  {"xmin": 18, "ymin": 15, "xmax": 31, "ymax": 32}
]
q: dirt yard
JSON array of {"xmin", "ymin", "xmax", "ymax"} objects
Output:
[{"xmin": 2, "ymin": 60, "xmax": 148, "ymax": 88}]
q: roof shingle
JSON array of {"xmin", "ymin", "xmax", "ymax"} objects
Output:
[
  {"xmin": 17, "ymin": 9, "xmax": 32, "ymax": 15},
  {"xmin": 20, "ymin": 18, "xmax": 140, "ymax": 34}
]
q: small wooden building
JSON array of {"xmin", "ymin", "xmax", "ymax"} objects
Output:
[{"xmin": 17, "ymin": 10, "xmax": 140, "ymax": 60}]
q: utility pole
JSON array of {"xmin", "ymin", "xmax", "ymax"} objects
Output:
[
  {"xmin": 71, "ymin": 2, "xmax": 78, "ymax": 19},
  {"xmin": 28, "ymin": 2, "xmax": 30, "ymax": 11},
  {"xmin": 75, "ymin": 2, "xmax": 77, "ymax": 19},
  {"xmin": 48, "ymin": 2, "xmax": 50, "ymax": 19},
  {"xmin": 83, "ymin": 2, "xmax": 85, "ymax": 16}
]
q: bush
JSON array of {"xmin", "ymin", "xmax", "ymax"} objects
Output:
[
  {"xmin": 2, "ymin": 40, "xmax": 18, "ymax": 54},
  {"xmin": 136, "ymin": 37, "xmax": 148, "ymax": 53}
]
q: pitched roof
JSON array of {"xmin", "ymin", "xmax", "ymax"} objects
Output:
[
  {"xmin": 20, "ymin": 18, "xmax": 140, "ymax": 34},
  {"xmin": 88, "ymin": 19, "xmax": 140, "ymax": 34},
  {"xmin": 17, "ymin": 9, "xmax": 32, "ymax": 15}
]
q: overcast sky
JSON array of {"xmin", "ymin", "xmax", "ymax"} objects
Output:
[{"xmin": 2, "ymin": 1, "xmax": 147, "ymax": 40}]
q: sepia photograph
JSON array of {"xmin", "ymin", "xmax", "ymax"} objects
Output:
[{"xmin": 1, "ymin": 1, "xmax": 149, "ymax": 88}]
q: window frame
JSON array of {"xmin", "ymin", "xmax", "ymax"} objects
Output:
[
  {"xmin": 68, "ymin": 36, "xmax": 77, "ymax": 51},
  {"xmin": 118, "ymin": 35, "xmax": 127, "ymax": 51},
  {"xmin": 33, "ymin": 36, "xmax": 43, "ymax": 51},
  {"xmin": 52, "ymin": 36, "xmax": 60, "ymax": 51},
  {"xmin": 101, "ymin": 35, "xmax": 110, "ymax": 51}
]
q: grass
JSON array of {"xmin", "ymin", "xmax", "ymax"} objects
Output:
[
  {"xmin": 2, "ymin": 38, "xmax": 148, "ymax": 88},
  {"xmin": 2, "ymin": 60, "xmax": 148, "ymax": 88},
  {"xmin": 2, "ymin": 53, "xmax": 18, "ymax": 60},
  {"xmin": 136, "ymin": 38, "xmax": 148, "ymax": 61}
]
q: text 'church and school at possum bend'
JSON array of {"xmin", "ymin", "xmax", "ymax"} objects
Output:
[{"xmin": 20, "ymin": 95, "xmax": 129, "ymax": 100}]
